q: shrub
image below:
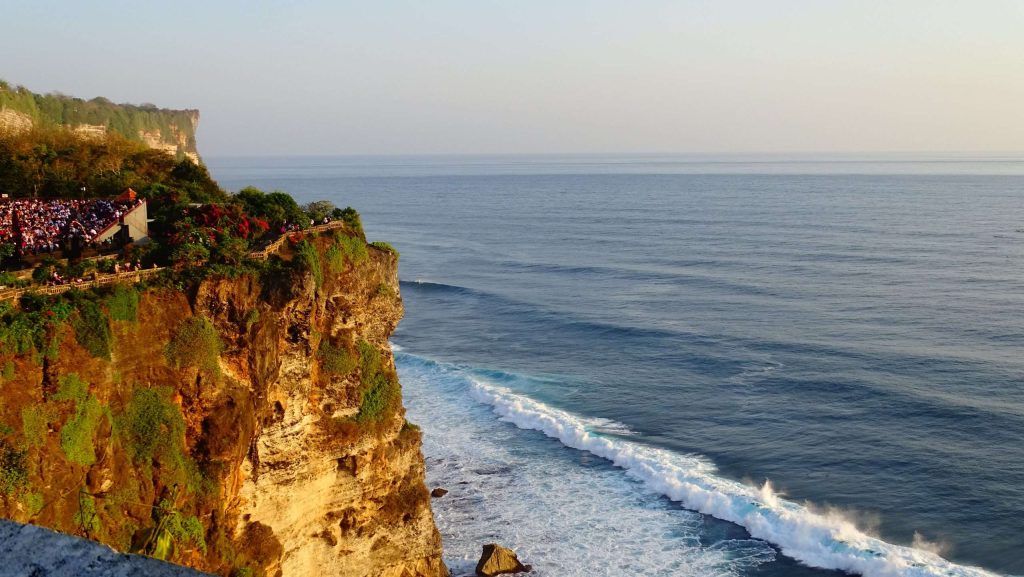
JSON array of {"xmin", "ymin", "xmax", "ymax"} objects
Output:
[
  {"xmin": 2, "ymin": 361, "xmax": 13, "ymax": 380},
  {"xmin": 357, "ymin": 339, "xmax": 381, "ymax": 378},
  {"xmin": 369, "ymin": 241, "xmax": 398, "ymax": 257},
  {"xmin": 21, "ymin": 405, "xmax": 51, "ymax": 448},
  {"xmin": 335, "ymin": 207, "xmax": 363, "ymax": 235},
  {"xmin": 119, "ymin": 387, "xmax": 183, "ymax": 464},
  {"xmin": 244, "ymin": 308, "xmax": 260, "ymax": 331},
  {"xmin": 74, "ymin": 492, "xmax": 101, "ymax": 535},
  {"xmin": 337, "ymin": 234, "xmax": 368, "ymax": 264},
  {"xmin": 117, "ymin": 386, "xmax": 204, "ymax": 495},
  {"xmin": 354, "ymin": 339, "xmax": 399, "ymax": 423},
  {"xmin": 0, "ymin": 439, "xmax": 28, "ymax": 495},
  {"xmin": 304, "ymin": 200, "xmax": 336, "ymax": 223},
  {"xmin": 53, "ymin": 374, "xmax": 104, "ymax": 466},
  {"xmin": 318, "ymin": 340, "xmax": 357, "ymax": 375},
  {"xmin": 166, "ymin": 316, "xmax": 223, "ymax": 375},
  {"xmin": 106, "ymin": 284, "xmax": 139, "ymax": 322},
  {"xmin": 22, "ymin": 491, "xmax": 44, "ymax": 516},
  {"xmin": 171, "ymin": 243, "xmax": 210, "ymax": 269},
  {"xmin": 325, "ymin": 244, "xmax": 344, "ymax": 274},
  {"xmin": 355, "ymin": 373, "xmax": 400, "ymax": 424},
  {"xmin": 71, "ymin": 299, "xmax": 112, "ymax": 360},
  {"xmin": 375, "ymin": 283, "xmax": 396, "ymax": 299},
  {"xmin": 294, "ymin": 240, "xmax": 323, "ymax": 289}
]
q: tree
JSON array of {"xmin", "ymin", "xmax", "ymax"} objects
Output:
[{"xmin": 304, "ymin": 200, "xmax": 336, "ymax": 223}]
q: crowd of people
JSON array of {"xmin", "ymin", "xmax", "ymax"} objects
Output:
[{"xmin": 0, "ymin": 197, "xmax": 143, "ymax": 256}]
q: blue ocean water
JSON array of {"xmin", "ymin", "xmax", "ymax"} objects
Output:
[{"xmin": 208, "ymin": 154, "xmax": 1024, "ymax": 577}]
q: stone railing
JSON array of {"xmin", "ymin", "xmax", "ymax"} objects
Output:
[
  {"xmin": 249, "ymin": 220, "xmax": 346, "ymax": 260},
  {"xmin": 0, "ymin": 220, "xmax": 350, "ymax": 302},
  {"xmin": 0, "ymin": 268, "xmax": 165, "ymax": 302}
]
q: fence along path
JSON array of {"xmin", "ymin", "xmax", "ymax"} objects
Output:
[{"xmin": 0, "ymin": 220, "xmax": 348, "ymax": 302}]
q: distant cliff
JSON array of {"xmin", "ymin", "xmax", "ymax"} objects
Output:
[{"xmin": 0, "ymin": 81, "xmax": 200, "ymax": 163}]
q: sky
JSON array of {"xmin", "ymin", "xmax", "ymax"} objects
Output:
[{"xmin": 2, "ymin": 1, "xmax": 1023, "ymax": 156}]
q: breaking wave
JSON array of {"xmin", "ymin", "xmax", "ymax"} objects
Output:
[{"xmin": 465, "ymin": 378, "xmax": 1002, "ymax": 577}]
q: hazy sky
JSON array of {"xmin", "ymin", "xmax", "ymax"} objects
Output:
[{"xmin": 2, "ymin": 1, "xmax": 1022, "ymax": 155}]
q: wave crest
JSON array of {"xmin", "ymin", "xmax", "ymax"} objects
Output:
[{"xmin": 467, "ymin": 378, "xmax": 1001, "ymax": 577}]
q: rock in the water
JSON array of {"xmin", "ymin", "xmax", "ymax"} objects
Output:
[
  {"xmin": 475, "ymin": 543, "xmax": 530, "ymax": 576},
  {"xmin": 431, "ymin": 487, "xmax": 449, "ymax": 498}
]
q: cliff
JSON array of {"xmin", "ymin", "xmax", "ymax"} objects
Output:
[
  {"xmin": 0, "ymin": 81, "xmax": 200, "ymax": 163},
  {"xmin": 0, "ymin": 228, "xmax": 446, "ymax": 577}
]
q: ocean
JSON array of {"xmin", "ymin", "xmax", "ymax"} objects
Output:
[{"xmin": 208, "ymin": 154, "xmax": 1024, "ymax": 577}]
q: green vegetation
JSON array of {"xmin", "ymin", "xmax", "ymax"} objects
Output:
[
  {"xmin": 357, "ymin": 339, "xmax": 381, "ymax": 377},
  {"xmin": 21, "ymin": 405, "xmax": 51, "ymax": 448},
  {"xmin": 244, "ymin": 308, "xmax": 260, "ymax": 331},
  {"xmin": 318, "ymin": 340, "xmax": 357, "ymax": 375},
  {"xmin": 376, "ymin": 283, "xmax": 397, "ymax": 299},
  {"xmin": 165, "ymin": 315, "xmax": 223, "ymax": 375},
  {"xmin": 0, "ymin": 81, "xmax": 197, "ymax": 157},
  {"xmin": 53, "ymin": 374, "xmax": 104, "ymax": 466},
  {"xmin": 304, "ymin": 200, "xmax": 336, "ymax": 223},
  {"xmin": 22, "ymin": 491, "xmax": 44, "ymax": 516},
  {"xmin": 295, "ymin": 240, "xmax": 323, "ymax": 289},
  {"xmin": 106, "ymin": 284, "xmax": 140, "ymax": 322},
  {"xmin": 0, "ymin": 296, "xmax": 72, "ymax": 356},
  {"xmin": 370, "ymin": 241, "xmax": 399, "ymax": 257},
  {"xmin": 356, "ymin": 373, "xmax": 400, "ymax": 424},
  {"xmin": 0, "ymin": 438, "xmax": 27, "ymax": 495},
  {"xmin": 2, "ymin": 360, "xmax": 13, "ymax": 381},
  {"xmin": 337, "ymin": 234, "xmax": 368, "ymax": 264},
  {"xmin": 354, "ymin": 339, "xmax": 400, "ymax": 423},
  {"xmin": 324, "ymin": 244, "xmax": 344, "ymax": 274},
  {"xmin": 118, "ymin": 386, "xmax": 182, "ymax": 464},
  {"xmin": 74, "ymin": 492, "xmax": 101, "ymax": 535},
  {"xmin": 160, "ymin": 501, "xmax": 207, "ymax": 554},
  {"xmin": 337, "ymin": 207, "xmax": 363, "ymax": 235},
  {"xmin": 117, "ymin": 386, "xmax": 204, "ymax": 494},
  {"xmin": 325, "ymin": 234, "xmax": 367, "ymax": 273},
  {"xmin": 234, "ymin": 187, "xmax": 307, "ymax": 231},
  {"xmin": 70, "ymin": 299, "xmax": 112, "ymax": 360}
]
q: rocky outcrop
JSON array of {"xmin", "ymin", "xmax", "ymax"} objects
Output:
[
  {"xmin": 0, "ymin": 108, "xmax": 32, "ymax": 134},
  {"xmin": 0, "ymin": 228, "xmax": 446, "ymax": 577},
  {"xmin": 475, "ymin": 544, "xmax": 530, "ymax": 576}
]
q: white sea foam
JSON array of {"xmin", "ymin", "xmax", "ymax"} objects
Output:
[
  {"xmin": 467, "ymin": 378, "xmax": 1004, "ymax": 577},
  {"xmin": 398, "ymin": 354, "xmax": 777, "ymax": 577}
]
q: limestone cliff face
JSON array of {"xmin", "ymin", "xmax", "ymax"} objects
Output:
[
  {"xmin": 0, "ymin": 229, "xmax": 446, "ymax": 577},
  {"xmin": 0, "ymin": 82, "xmax": 201, "ymax": 162}
]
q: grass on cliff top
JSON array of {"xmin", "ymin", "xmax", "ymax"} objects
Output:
[
  {"xmin": 165, "ymin": 315, "xmax": 223, "ymax": 376},
  {"xmin": 369, "ymin": 241, "xmax": 399, "ymax": 257}
]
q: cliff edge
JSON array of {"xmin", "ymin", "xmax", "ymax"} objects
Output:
[{"xmin": 0, "ymin": 227, "xmax": 447, "ymax": 577}]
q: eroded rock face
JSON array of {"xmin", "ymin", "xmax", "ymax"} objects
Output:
[{"xmin": 0, "ymin": 231, "xmax": 446, "ymax": 577}]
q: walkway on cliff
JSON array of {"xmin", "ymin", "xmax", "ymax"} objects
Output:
[{"xmin": 0, "ymin": 220, "xmax": 347, "ymax": 302}]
